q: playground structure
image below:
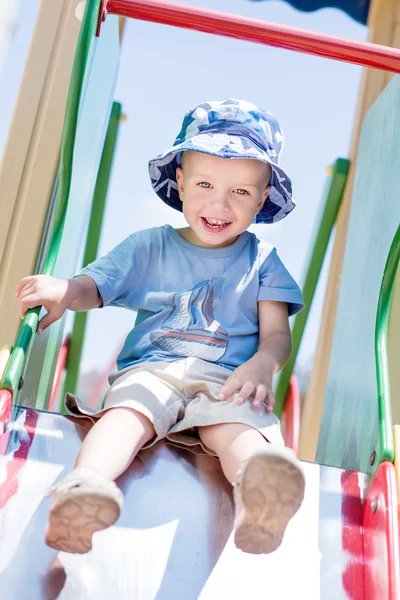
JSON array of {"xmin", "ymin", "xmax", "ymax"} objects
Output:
[{"xmin": 0, "ymin": 0, "xmax": 400, "ymax": 597}]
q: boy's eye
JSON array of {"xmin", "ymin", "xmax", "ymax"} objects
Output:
[
  {"xmin": 198, "ymin": 182, "xmax": 211, "ymax": 188},
  {"xmin": 235, "ymin": 188, "xmax": 249, "ymax": 195}
]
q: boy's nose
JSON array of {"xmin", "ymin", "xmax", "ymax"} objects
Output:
[{"xmin": 209, "ymin": 192, "xmax": 230, "ymax": 210}]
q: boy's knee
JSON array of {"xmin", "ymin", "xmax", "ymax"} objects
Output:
[{"xmin": 198, "ymin": 422, "xmax": 255, "ymax": 450}]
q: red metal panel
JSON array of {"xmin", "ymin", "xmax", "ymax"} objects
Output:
[
  {"xmin": 0, "ymin": 408, "xmax": 38, "ymax": 510},
  {"xmin": 0, "ymin": 390, "xmax": 12, "ymax": 440},
  {"xmin": 106, "ymin": 0, "xmax": 400, "ymax": 73},
  {"xmin": 363, "ymin": 462, "xmax": 400, "ymax": 600},
  {"xmin": 341, "ymin": 470, "xmax": 365, "ymax": 599},
  {"xmin": 283, "ymin": 375, "xmax": 300, "ymax": 456}
]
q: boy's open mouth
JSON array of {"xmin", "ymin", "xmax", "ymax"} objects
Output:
[{"xmin": 201, "ymin": 217, "xmax": 232, "ymax": 232}]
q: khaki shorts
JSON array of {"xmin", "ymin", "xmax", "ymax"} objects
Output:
[{"xmin": 65, "ymin": 358, "xmax": 284, "ymax": 457}]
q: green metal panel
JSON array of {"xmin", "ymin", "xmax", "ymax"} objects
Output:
[
  {"xmin": 1, "ymin": 0, "xmax": 120, "ymax": 410},
  {"xmin": 60, "ymin": 102, "xmax": 122, "ymax": 409},
  {"xmin": 274, "ymin": 159, "xmax": 349, "ymax": 417},
  {"xmin": 316, "ymin": 75, "xmax": 400, "ymax": 473}
]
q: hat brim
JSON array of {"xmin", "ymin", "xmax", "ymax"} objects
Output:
[{"xmin": 148, "ymin": 132, "xmax": 295, "ymax": 225}]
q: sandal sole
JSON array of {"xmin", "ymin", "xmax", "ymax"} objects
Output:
[
  {"xmin": 234, "ymin": 451, "xmax": 305, "ymax": 554},
  {"xmin": 45, "ymin": 491, "xmax": 121, "ymax": 554}
]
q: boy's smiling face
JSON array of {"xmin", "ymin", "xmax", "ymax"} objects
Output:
[{"xmin": 175, "ymin": 151, "xmax": 271, "ymax": 248}]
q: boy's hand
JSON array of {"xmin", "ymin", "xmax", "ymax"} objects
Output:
[
  {"xmin": 218, "ymin": 352, "xmax": 276, "ymax": 412},
  {"xmin": 16, "ymin": 275, "xmax": 71, "ymax": 334}
]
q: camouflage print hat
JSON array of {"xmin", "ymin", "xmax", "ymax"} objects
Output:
[{"xmin": 148, "ymin": 99, "xmax": 295, "ymax": 225}]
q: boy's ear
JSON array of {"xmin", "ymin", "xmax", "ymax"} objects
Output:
[
  {"xmin": 176, "ymin": 167, "xmax": 184, "ymax": 199},
  {"xmin": 257, "ymin": 184, "xmax": 271, "ymax": 213}
]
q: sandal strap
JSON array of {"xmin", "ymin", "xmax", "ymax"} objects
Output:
[{"xmin": 47, "ymin": 468, "xmax": 118, "ymax": 497}]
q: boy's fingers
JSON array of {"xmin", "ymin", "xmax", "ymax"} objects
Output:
[
  {"xmin": 236, "ymin": 381, "xmax": 255, "ymax": 404},
  {"xmin": 266, "ymin": 390, "xmax": 275, "ymax": 412},
  {"xmin": 253, "ymin": 384, "xmax": 267, "ymax": 407},
  {"xmin": 17, "ymin": 285, "xmax": 41, "ymax": 316},
  {"xmin": 218, "ymin": 377, "xmax": 241, "ymax": 400},
  {"xmin": 17, "ymin": 286, "xmax": 40, "ymax": 303},
  {"xmin": 37, "ymin": 318, "xmax": 49, "ymax": 334},
  {"xmin": 37, "ymin": 321, "xmax": 48, "ymax": 335},
  {"xmin": 18, "ymin": 293, "xmax": 43, "ymax": 314},
  {"xmin": 15, "ymin": 276, "xmax": 35, "ymax": 297},
  {"xmin": 16, "ymin": 282, "xmax": 36, "ymax": 300},
  {"xmin": 37, "ymin": 311, "xmax": 58, "ymax": 334},
  {"xmin": 18, "ymin": 296, "xmax": 35, "ymax": 319}
]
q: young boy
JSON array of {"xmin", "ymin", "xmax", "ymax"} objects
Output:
[{"xmin": 16, "ymin": 99, "xmax": 305, "ymax": 556}]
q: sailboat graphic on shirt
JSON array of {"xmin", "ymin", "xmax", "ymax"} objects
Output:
[{"xmin": 150, "ymin": 278, "xmax": 228, "ymax": 361}]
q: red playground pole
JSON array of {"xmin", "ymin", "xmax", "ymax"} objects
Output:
[{"xmin": 104, "ymin": 0, "xmax": 400, "ymax": 73}]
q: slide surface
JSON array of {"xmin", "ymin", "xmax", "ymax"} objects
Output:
[{"xmin": 0, "ymin": 405, "xmax": 366, "ymax": 599}]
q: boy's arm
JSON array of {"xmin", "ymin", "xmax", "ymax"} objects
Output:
[
  {"xmin": 67, "ymin": 276, "xmax": 103, "ymax": 311},
  {"xmin": 218, "ymin": 300, "xmax": 291, "ymax": 412},
  {"xmin": 256, "ymin": 299, "xmax": 292, "ymax": 374},
  {"xmin": 16, "ymin": 274, "xmax": 102, "ymax": 334}
]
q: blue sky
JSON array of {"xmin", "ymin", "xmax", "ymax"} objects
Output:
[{"xmin": 0, "ymin": 0, "xmax": 367, "ymax": 379}]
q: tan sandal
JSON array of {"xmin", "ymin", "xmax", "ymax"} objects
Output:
[
  {"xmin": 45, "ymin": 468, "xmax": 124, "ymax": 554},
  {"xmin": 233, "ymin": 447, "xmax": 305, "ymax": 554}
]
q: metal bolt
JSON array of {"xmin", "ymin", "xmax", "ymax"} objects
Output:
[
  {"xmin": 18, "ymin": 375, "xmax": 24, "ymax": 391},
  {"xmin": 369, "ymin": 450, "xmax": 376, "ymax": 466},
  {"xmin": 371, "ymin": 499, "xmax": 378, "ymax": 514}
]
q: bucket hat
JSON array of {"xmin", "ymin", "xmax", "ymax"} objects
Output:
[{"xmin": 148, "ymin": 99, "xmax": 295, "ymax": 224}]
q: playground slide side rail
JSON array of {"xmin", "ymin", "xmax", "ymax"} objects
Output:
[
  {"xmin": 104, "ymin": 0, "xmax": 400, "ymax": 72},
  {"xmin": 274, "ymin": 158, "xmax": 349, "ymax": 417},
  {"xmin": 60, "ymin": 101, "xmax": 122, "ymax": 411},
  {"xmin": 375, "ymin": 224, "xmax": 400, "ymax": 464},
  {"xmin": 0, "ymin": 0, "xmax": 103, "ymax": 397},
  {"xmin": 48, "ymin": 335, "xmax": 70, "ymax": 411}
]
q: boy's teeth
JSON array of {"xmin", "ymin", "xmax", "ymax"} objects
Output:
[{"xmin": 205, "ymin": 218, "xmax": 230, "ymax": 227}]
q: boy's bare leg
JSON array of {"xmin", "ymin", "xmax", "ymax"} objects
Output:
[
  {"xmin": 198, "ymin": 423, "xmax": 305, "ymax": 554},
  {"xmin": 198, "ymin": 423, "xmax": 267, "ymax": 484},
  {"xmin": 46, "ymin": 408, "xmax": 156, "ymax": 553},
  {"xmin": 75, "ymin": 407, "xmax": 156, "ymax": 479}
]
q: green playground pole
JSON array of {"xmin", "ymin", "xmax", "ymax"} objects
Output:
[
  {"xmin": 60, "ymin": 102, "xmax": 122, "ymax": 410},
  {"xmin": 274, "ymin": 158, "xmax": 350, "ymax": 417},
  {"xmin": 375, "ymin": 224, "xmax": 400, "ymax": 464}
]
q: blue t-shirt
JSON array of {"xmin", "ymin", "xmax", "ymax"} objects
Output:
[{"xmin": 80, "ymin": 225, "xmax": 304, "ymax": 372}]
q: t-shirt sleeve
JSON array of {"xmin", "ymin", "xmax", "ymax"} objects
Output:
[
  {"xmin": 78, "ymin": 234, "xmax": 142, "ymax": 309},
  {"xmin": 258, "ymin": 248, "xmax": 304, "ymax": 316}
]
